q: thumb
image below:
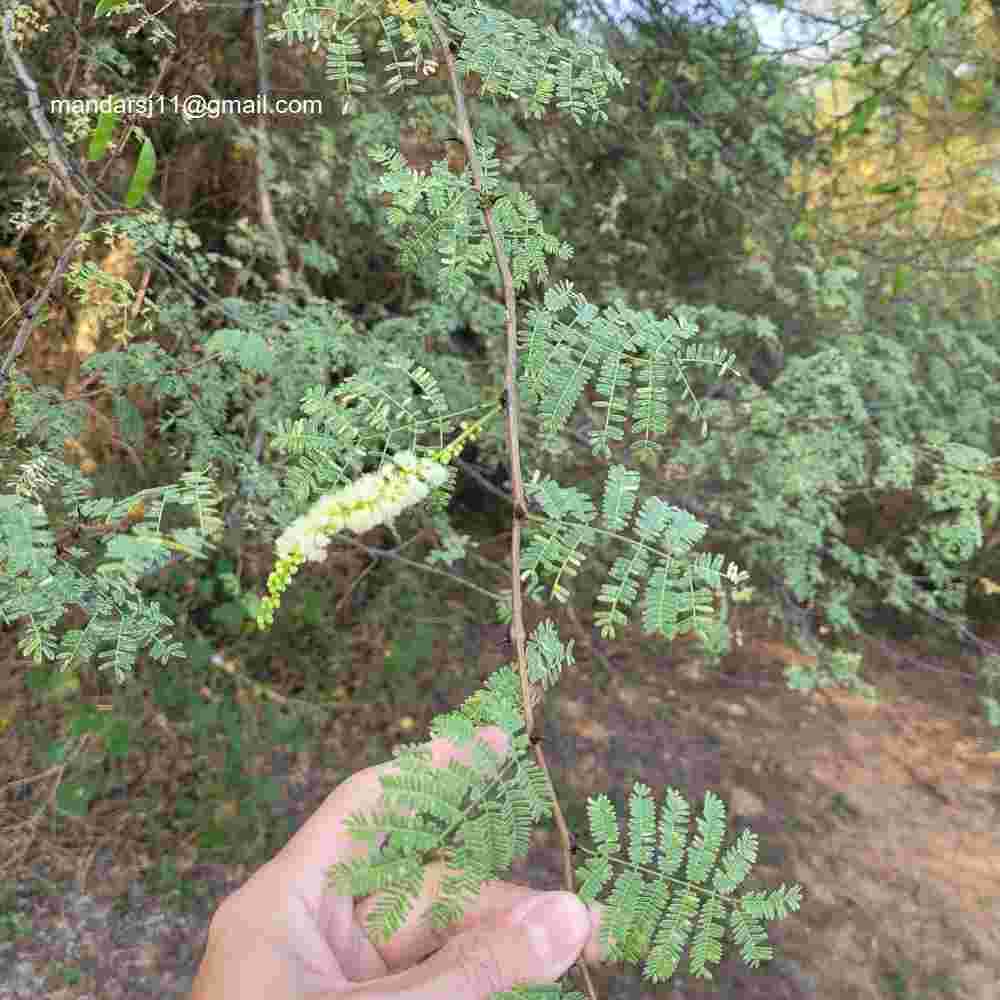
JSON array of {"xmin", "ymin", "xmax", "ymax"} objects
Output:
[{"xmin": 359, "ymin": 892, "xmax": 592, "ymax": 1000}]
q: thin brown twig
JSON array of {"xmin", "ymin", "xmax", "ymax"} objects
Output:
[
  {"xmin": 131, "ymin": 267, "xmax": 152, "ymax": 320},
  {"xmin": 251, "ymin": 0, "xmax": 293, "ymax": 293},
  {"xmin": 0, "ymin": 734, "xmax": 90, "ymax": 877},
  {"xmin": 1, "ymin": 8, "xmax": 79, "ymax": 195},
  {"xmin": 206, "ymin": 654, "xmax": 330, "ymax": 718},
  {"xmin": 334, "ymin": 530, "xmax": 425, "ymax": 616},
  {"xmin": 0, "ymin": 209, "xmax": 96, "ymax": 387},
  {"xmin": 344, "ymin": 535, "xmax": 503, "ymax": 604},
  {"xmin": 45, "ymin": 0, "xmax": 86, "ymax": 99},
  {"xmin": 1, "ymin": 764, "xmax": 65, "ymax": 793},
  {"xmin": 422, "ymin": 8, "xmax": 597, "ymax": 998}
]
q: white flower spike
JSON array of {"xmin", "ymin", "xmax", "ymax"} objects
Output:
[{"xmin": 259, "ymin": 452, "xmax": 449, "ymax": 628}]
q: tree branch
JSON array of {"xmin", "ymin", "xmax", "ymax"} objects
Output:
[{"xmin": 423, "ymin": 7, "xmax": 597, "ymax": 998}]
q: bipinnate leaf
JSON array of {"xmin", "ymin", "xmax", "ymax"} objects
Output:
[{"xmin": 574, "ymin": 781, "xmax": 803, "ymax": 984}]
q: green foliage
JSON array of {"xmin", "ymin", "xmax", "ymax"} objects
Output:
[
  {"xmin": 330, "ymin": 627, "xmax": 802, "ymax": 986},
  {"xmin": 8, "ymin": 0, "xmax": 1000, "ymax": 995},
  {"xmin": 576, "ymin": 783, "xmax": 801, "ymax": 980},
  {"xmin": 519, "ymin": 464, "xmax": 746, "ymax": 639},
  {"xmin": 370, "ymin": 139, "xmax": 574, "ymax": 298},
  {"xmin": 329, "ymin": 728, "xmax": 547, "ymax": 936},
  {"xmin": 124, "ymin": 135, "xmax": 156, "ymax": 208},
  {"xmin": 17, "ymin": 617, "xmax": 318, "ymax": 861},
  {"xmin": 440, "ymin": 0, "xmax": 626, "ymax": 122},
  {"xmin": 94, "ymin": 0, "xmax": 127, "ymax": 17},
  {"xmin": 0, "ymin": 904, "xmax": 32, "ymax": 943},
  {"xmin": 666, "ymin": 283, "xmax": 1000, "ymax": 644},
  {"xmin": 784, "ymin": 648, "xmax": 877, "ymax": 700},
  {"xmin": 0, "ymin": 457, "xmax": 221, "ymax": 679},
  {"xmin": 87, "ymin": 109, "xmax": 117, "ymax": 160},
  {"xmin": 527, "ymin": 7, "xmax": 813, "ymax": 305},
  {"xmin": 519, "ymin": 282, "xmax": 738, "ymax": 454},
  {"xmin": 274, "ymin": 0, "xmax": 626, "ymax": 122}
]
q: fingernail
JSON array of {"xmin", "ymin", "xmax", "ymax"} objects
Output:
[{"xmin": 510, "ymin": 892, "xmax": 589, "ymax": 968}]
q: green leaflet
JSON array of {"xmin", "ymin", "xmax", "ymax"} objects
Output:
[
  {"xmin": 94, "ymin": 0, "xmax": 127, "ymax": 17},
  {"xmin": 125, "ymin": 138, "xmax": 156, "ymax": 208},
  {"xmin": 87, "ymin": 109, "xmax": 117, "ymax": 160}
]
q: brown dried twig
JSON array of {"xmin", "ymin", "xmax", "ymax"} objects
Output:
[{"xmin": 422, "ymin": 7, "xmax": 598, "ymax": 997}]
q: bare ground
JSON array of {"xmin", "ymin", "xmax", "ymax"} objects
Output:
[{"xmin": 1, "ymin": 603, "xmax": 998, "ymax": 1000}]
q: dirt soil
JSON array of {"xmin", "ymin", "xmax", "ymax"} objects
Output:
[
  {"xmin": 511, "ymin": 610, "xmax": 1000, "ymax": 1000},
  {"xmin": 2, "ymin": 605, "xmax": 998, "ymax": 1000}
]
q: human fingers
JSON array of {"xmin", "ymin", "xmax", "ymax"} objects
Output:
[
  {"xmin": 342, "ymin": 891, "xmax": 592, "ymax": 1000},
  {"xmin": 356, "ymin": 874, "xmax": 609, "ymax": 972},
  {"xmin": 354, "ymin": 874, "xmax": 538, "ymax": 970},
  {"xmin": 236, "ymin": 725, "xmax": 513, "ymax": 984}
]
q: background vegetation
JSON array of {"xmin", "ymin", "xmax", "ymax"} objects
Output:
[{"xmin": 1, "ymin": 0, "xmax": 999, "ymax": 993}]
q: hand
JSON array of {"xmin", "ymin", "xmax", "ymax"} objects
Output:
[{"xmin": 191, "ymin": 725, "xmax": 605, "ymax": 1000}]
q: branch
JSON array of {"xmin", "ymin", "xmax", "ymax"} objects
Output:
[
  {"xmin": 251, "ymin": 0, "xmax": 294, "ymax": 293},
  {"xmin": 422, "ymin": 7, "xmax": 597, "ymax": 998},
  {"xmin": 1, "ymin": 8, "xmax": 87, "ymax": 197},
  {"xmin": 0, "ymin": 209, "xmax": 96, "ymax": 389}
]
